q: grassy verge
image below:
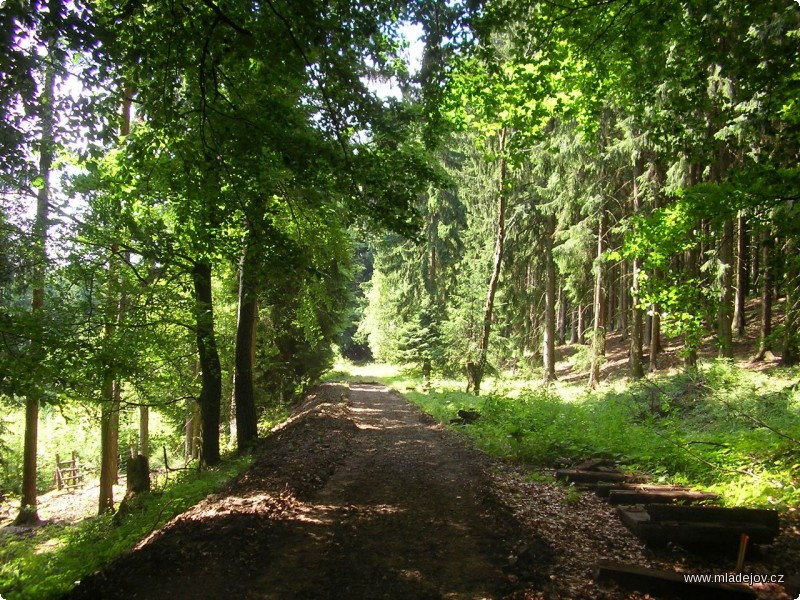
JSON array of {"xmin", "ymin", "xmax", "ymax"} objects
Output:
[
  {"xmin": 332, "ymin": 359, "xmax": 800, "ymax": 509},
  {"xmin": 0, "ymin": 453, "xmax": 253, "ymax": 600}
]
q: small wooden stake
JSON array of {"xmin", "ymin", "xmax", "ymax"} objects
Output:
[{"xmin": 736, "ymin": 533, "xmax": 749, "ymax": 571}]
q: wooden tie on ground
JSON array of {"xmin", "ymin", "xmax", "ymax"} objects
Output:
[
  {"xmin": 595, "ymin": 562, "xmax": 756, "ymax": 599},
  {"xmin": 556, "ymin": 460, "xmax": 718, "ymax": 504},
  {"xmin": 601, "ymin": 483, "xmax": 719, "ymax": 505},
  {"xmin": 563, "ymin": 459, "xmax": 785, "ymax": 597},
  {"xmin": 617, "ymin": 504, "xmax": 780, "ymax": 546}
]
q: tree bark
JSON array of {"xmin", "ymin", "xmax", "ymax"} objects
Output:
[
  {"xmin": 556, "ymin": 282, "xmax": 567, "ymax": 345},
  {"xmin": 685, "ymin": 236, "xmax": 701, "ymax": 369},
  {"xmin": 754, "ymin": 230, "xmax": 774, "ymax": 361},
  {"xmin": 185, "ymin": 398, "xmax": 201, "ymax": 461},
  {"xmin": 543, "ymin": 214, "xmax": 557, "ymax": 381},
  {"xmin": 781, "ymin": 238, "xmax": 799, "ymax": 366},
  {"xmin": 717, "ymin": 218, "xmax": 735, "ymax": 358},
  {"xmin": 589, "ymin": 210, "xmax": 606, "ymax": 389},
  {"xmin": 233, "ymin": 241, "xmax": 259, "ymax": 450},
  {"xmin": 98, "ymin": 388, "xmax": 116, "ymax": 513},
  {"xmin": 139, "ymin": 405, "xmax": 149, "ymax": 458},
  {"xmin": 683, "ymin": 163, "xmax": 702, "ymax": 369},
  {"xmin": 629, "ymin": 159, "xmax": 645, "ymax": 379},
  {"xmin": 471, "ymin": 129, "xmax": 508, "ymax": 396},
  {"xmin": 16, "ymin": 55, "xmax": 57, "ymax": 525},
  {"xmin": 733, "ymin": 213, "xmax": 748, "ymax": 337},
  {"xmin": 99, "ymin": 244, "xmax": 120, "ymax": 514},
  {"xmin": 577, "ymin": 305, "xmax": 586, "ymax": 345},
  {"xmin": 648, "ymin": 307, "xmax": 661, "ymax": 372},
  {"xmin": 618, "ymin": 262, "xmax": 628, "ymax": 341},
  {"xmin": 193, "ymin": 261, "xmax": 222, "ymax": 466},
  {"xmin": 607, "ymin": 263, "xmax": 617, "ymax": 333}
]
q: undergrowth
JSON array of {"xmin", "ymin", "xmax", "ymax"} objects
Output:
[
  {"xmin": 0, "ymin": 453, "xmax": 253, "ymax": 599},
  {"xmin": 339, "ymin": 359, "xmax": 800, "ymax": 509}
]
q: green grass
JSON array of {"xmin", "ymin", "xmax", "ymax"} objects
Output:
[
  {"xmin": 332, "ymin": 358, "xmax": 800, "ymax": 509},
  {"xmin": 0, "ymin": 453, "xmax": 253, "ymax": 600}
]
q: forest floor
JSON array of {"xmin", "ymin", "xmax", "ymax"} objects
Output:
[{"xmin": 61, "ymin": 381, "xmax": 796, "ymax": 600}]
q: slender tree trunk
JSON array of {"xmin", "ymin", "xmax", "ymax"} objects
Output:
[
  {"xmin": 781, "ymin": 238, "xmax": 799, "ymax": 365},
  {"xmin": 569, "ymin": 306, "xmax": 578, "ymax": 344},
  {"xmin": 718, "ymin": 218, "xmax": 735, "ymax": 358},
  {"xmin": 629, "ymin": 159, "xmax": 644, "ymax": 379},
  {"xmin": 543, "ymin": 215, "xmax": 557, "ymax": 381},
  {"xmin": 754, "ymin": 229, "xmax": 774, "ymax": 361},
  {"xmin": 556, "ymin": 283, "xmax": 567, "ymax": 345},
  {"xmin": 98, "ymin": 245, "xmax": 120, "ymax": 514},
  {"xmin": 577, "ymin": 305, "xmax": 586, "ymax": 345},
  {"xmin": 618, "ymin": 262, "xmax": 628, "ymax": 341},
  {"xmin": 233, "ymin": 241, "xmax": 259, "ymax": 450},
  {"xmin": 139, "ymin": 405, "xmax": 149, "ymax": 458},
  {"xmin": 589, "ymin": 210, "xmax": 606, "ymax": 389},
  {"xmin": 683, "ymin": 163, "xmax": 702, "ymax": 368},
  {"xmin": 185, "ymin": 411, "xmax": 194, "ymax": 459},
  {"xmin": 110, "ymin": 381, "xmax": 121, "ymax": 485},
  {"xmin": 607, "ymin": 263, "xmax": 616, "ymax": 333},
  {"xmin": 685, "ymin": 237, "xmax": 701, "ymax": 369},
  {"xmin": 98, "ymin": 85, "xmax": 136, "ymax": 513},
  {"xmin": 648, "ymin": 307, "xmax": 661, "ymax": 372},
  {"xmin": 471, "ymin": 129, "xmax": 508, "ymax": 396},
  {"xmin": 16, "ymin": 47, "xmax": 58, "ymax": 526},
  {"xmin": 193, "ymin": 261, "xmax": 222, "ymax": 466},
  {"xmin": 98, "ymin": 380, "xmax": 116, "ymax": 513},
  {"xmin": 750, "ymin": 231, "xmax": 760, "ymax": 292},
  {"xmin": 733, "ymin": 213, "xmax": 748, "ymax": 337},
  {"xmin": 185, "ymin": 397, "xmax": 201, "ymax": 461}
]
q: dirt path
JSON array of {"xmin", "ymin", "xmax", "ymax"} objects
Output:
[
  {"xmin": 66, "ymin": 383, "xmax": 547, "ymax": 599},
  {"xmin": 59, "ymin": 382, "xmax": 800, "ymax": 599}
]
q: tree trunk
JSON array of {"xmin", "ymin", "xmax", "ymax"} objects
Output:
[
  {"xmin": 126, "ymin": 454, "xmax": 150, "ymax": 495},
  {"xmin": 543, "ymin": 214, "xmax": 557, "ymax": 381},
  {"xmin": 733, "ymin": 213, "xmax": 748, "ymax": 337},
  {"xmin": 139, "ymin": 405, "xmax": 149, "ymax": 459},
  {"xmin": 685, "ymin": 236, "xmax": 701, "ymax": 369},
  {"xmin": 99, "ymin": 244, "xmax": 120, "ymax": 514},
  {"xmin": 577, "ymin": 305, "xmax": 586, "ymax": 345},
  {"xmin": 98, "ymin": 389, "xmax": 116, "ymax": 513},
  {"xmin": 754, "ymin": 230, "xmax": 774, "ymax": 361},
  {"xmin": 233, "ymin": 241, "xmax": 259, "ymax": 450},
  {"xmin": 185, "ymin": 398, "xmax": 201, "ymax": 461},
  {"xmin": 781, "ymin": 238, "xmax": 799, "ymax": 365},
  {"xmin": 193, "ymin": 261, "xmax": 222, "ymax": 466},
  {"xmin": 557, "ymin": 283, "xmax": 567, "ymax": 345},
  {"xmin": 683, "ymin": 163, "xmax": 702, "ymax": 369},
  {"xmin": 472, "ymin": 129, "xmax": 508, "ymax": 396},
  {"xmin": 717, "ymin": 218, "xmax": 735, "ymax": 358},
  {"xmin": 629, "ymin": 159, "xmax": 645, "ymax": 379},
  {"xmin": 606, "ymin": 264, "xmax": 616, "ymax": 334},
  {"xmin": 618, "ymin": 262, "xmax": 628, "ymax": 341},
  {"xmin": 589, "ymin": 210, "xmax": 606, "ymax": 389},
  {"xmin": 569, "ymin": 306, "xmax": 578, "ymax": 344},
  {"xmin": 648, "ymin": 307, "xmax": 661, "ymax": 372},
  {"xmin": 16, "ymin": 47, "xmax": 57, "ymax": 526}
]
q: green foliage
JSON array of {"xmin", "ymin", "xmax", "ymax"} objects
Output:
[
  {"xmin": 0, "ymin": 454, "xmax": 252, "ymax": 599},
  {"xmin": 383, "ymin": 360, "xmax": 800, "ymax": 509}
]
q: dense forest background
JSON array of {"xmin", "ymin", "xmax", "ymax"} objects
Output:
[{"xmin": 1, "ymin": 0, "xmax": 798, "ymax": 534}]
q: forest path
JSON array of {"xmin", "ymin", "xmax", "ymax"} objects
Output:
[{"xmin": 66, "ymin": 383, "xmax": 543, "ymax": 599}]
